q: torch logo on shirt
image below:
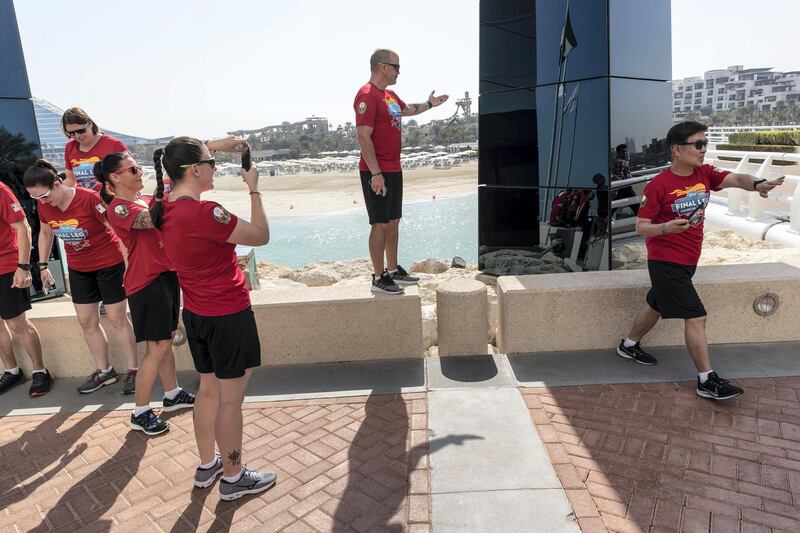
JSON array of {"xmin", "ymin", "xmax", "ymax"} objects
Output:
[
  {"xmin": 49, "ymin": 219, "xmax": 90, "ymax": 251},
  {"xmin": 384, "ymin": 96, "xmax": 403, "ymax": 130}
]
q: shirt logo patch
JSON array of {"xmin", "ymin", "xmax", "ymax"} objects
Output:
[
  {"xmin": 95, "ymin": 204, "xmax": 107, "ymax": 214},
  {"xmin": 49, "ymin": 219, "xmax": 90, "ymax": 251},
  {"xmin": 114, "ymin": 204, "xmax": 129, "ymax": 218},
  {"xmin": 10, "ymin": 202, "xmax": 21, "ymax": 212},
  {"xmin": 358, "ymin": 101, "xmax": 367, "ymax": 114},
  {"xmin": 640, "ymin": 195, "xmax": 647, "ymax": 207},
  {"xmin": 212, "ymin": 206, "xmax": 231, "ymax": 224}
]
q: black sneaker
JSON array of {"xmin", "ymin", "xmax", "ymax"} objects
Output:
[
  {"xmin": 0, "ymin": 370, "xmax": 23, "ymax": 394},
  {"xmin": 390, "ymin": 265, "xmax": 420, "ymax": 286},
  {"xmin": 77, "ymin": 368, "xmax": 118, "ymax": 394},
  {"xmin": 696, "ymin": 371, "xmax": 744, "ymax": 400},
  {"xmin": 616, "ymin": 340, "xmax": 657, "ymax": 365},
  {"xmin": 29, "ymin": 370, "xmax": 52, "ymax": 398},
  {"xmin": 162, "ymin": 389, "xmax": 196, "ymax": 412},
  {"xmin": 122, "ymin": 370, "xmax": 137, "ymax": 395},
  {"xmin": 371, "ymin": 271, "xmax": 404, "ymax": 295},
  {"xmin": 130, "ymin": 409, "xmax": 169, "ymax": 436}
]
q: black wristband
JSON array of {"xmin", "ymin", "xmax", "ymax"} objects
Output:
[
  {"xmin": 17, "ymin": 263, "xmax": 32, "ymax": 271},
  {"xmin": 427, "ymin": 100, "xmax": 433, "ymax": 110}
]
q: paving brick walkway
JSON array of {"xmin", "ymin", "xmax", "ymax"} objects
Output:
[
  {"xmin": 0, "ymin": 393, "xmax": 430, "ymax": 532},
  {"xmin": 522, "ymin": 377, "xmax": 800, "ymax": 533}
]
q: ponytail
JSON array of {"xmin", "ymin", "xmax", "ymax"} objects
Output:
[
  {"xmin": 93, "ymin": 162, "xmax": 115, "ymax": 204},
  {"xmin": 93, "ymin": 152, "xmax": 127, "ymax": 205},
  {"xmin": 151, "ymin": 148, "xmax": 165, "ymax": 229}
]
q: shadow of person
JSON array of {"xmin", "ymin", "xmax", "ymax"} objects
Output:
[
  {"xmin": 29, "ymin": 426, "xmax": 153, "ymax": 532},
  {"xmin": 0, "ymin": 410, "xmax": 107, "ymax": 513},
  {"xmin": 332, "ymin": 393, "xmax": 481, "ymax": 532}
]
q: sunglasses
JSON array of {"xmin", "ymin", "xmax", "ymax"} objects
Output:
[
  {"xmin": 679, "ymin": 139, "xmax": 709, "ymax": 150},
  {"xmin": 114, "ymin": 165, "xmax": 142, "ymax": 175},
  {"xmin": 380, "ymin": 62, "xmax": 400, "ymax": 71},
  {"xmin": 179, "ymin": 158, "xmax": 216, "ymax": 169},
  {"xmin": 65, "ymin": 124, "xmax": 90, "ymax": 137},
  {"xmin": 31, "ymin": 188, "xmax": 53, "ymax": 200}
]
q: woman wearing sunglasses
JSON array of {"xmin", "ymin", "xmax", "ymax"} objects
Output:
[
  {"xmin": 23, "ymin": 160, "xmax": 139, "ymax": 395},
  {"xmin": 150, "ymin": 137, "xmax": 275, "ymax": 500},
  {"xmin": 62, "ymin": 107, "xmax": 128, "ymax": 190},
  {"xmin": 93, "ymin": 153, "xmax": 195, "ymax": 436}
]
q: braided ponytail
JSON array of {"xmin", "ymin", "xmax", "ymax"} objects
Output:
[{"xmin": 150, "ymin": 148, "xmax": 166, "ymax": 229}]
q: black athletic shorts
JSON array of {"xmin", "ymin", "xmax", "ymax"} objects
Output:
[
  {"xmin": 128, "ymin": 271, "xmax": 180, "ymax": 342},
  {"xmin": 645, "ymin": 259, "xmax": 707, "ymax": 319},
  {"xmin": 182, "ymin": 306, "xmax": 261, "ymax": 379},
  {"xmin": 0, "ymin": 271, "xmax": 32, "ymax": 320},
  {"xmin": 68, "ymin": 262, "xmax": 127, "ymax": 305},
  {"xmin": 360, "ymin": 171, "xmax": 403, "ymax": 224}
]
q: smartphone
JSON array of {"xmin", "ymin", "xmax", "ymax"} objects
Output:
[
  {"xmin": 685, "ymin": 201, "xmax": 705, "ymax": 220},
  {"xmin": 241, "ymin": 149, "xmax": 252, "ymax": 171}
]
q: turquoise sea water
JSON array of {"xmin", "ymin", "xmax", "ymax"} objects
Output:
[{"xmin": 254, "ymin": 194, "xmax": 478, "ymax": 268}]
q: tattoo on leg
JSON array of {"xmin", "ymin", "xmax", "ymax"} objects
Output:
[{"xmin": 227, "ymin": 449, "xmax": 241, "ymax": 466}]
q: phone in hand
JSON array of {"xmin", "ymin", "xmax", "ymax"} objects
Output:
[
  {"xmin": 241, "ymin": 149, "xmax": 252, "ymax": 171},
  {"xmin": 685, "ymin": 200, "xmax": 706, "ymax": 226}
]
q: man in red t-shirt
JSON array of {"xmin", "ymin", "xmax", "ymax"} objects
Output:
[
  {"xmin": 617, "ymin": 121, "xmax": 784, "ymax": 400},
  {"xmin": 354, "ymin": 48, "xmax": 449, "ymax": 294},
  {"xmin": 0, "ymin": 182, "xmax": 51, "ymax": 397}
]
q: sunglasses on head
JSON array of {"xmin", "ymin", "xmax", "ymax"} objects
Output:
[
  {"xmin": 65, "ymin": 124, "xmax": 90, "ymax": 137},
  {"xmin": 679, "ymin": 139, "xmax": 709, "ymax": 150},
  {"xmin": 179, "ymin": 158, "xmax": 216, "ymax": 169}
]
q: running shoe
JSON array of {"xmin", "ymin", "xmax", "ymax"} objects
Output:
[
  {"xmin": 162, "ymin": 389, "xmax": 196, "ymax": 412},
  {"xmin": 122, "ymin": 369, "xmax": 137, "ymax": 395},
  {"xmin": 219, "ymin": 467, "xmax": 277, "ymax": 501},
  {"xmin": 696, "ymin": 372, "xmax": 744, "ymax": 400},
  {"xmin": 616, "ymin": 340, "xmax": 657, "ymax": 365},
  {"xmin": 130, "ymin": 409, "xmax": 169, "ymax": 436},
  {"xmin": 371, "ymin": 271, "xmax": 404, "ymax": 295},
  {"xmin": 390, "ymin": 265, "xmax": 420, "ymax": 286},
  {"xmin": 0, "ymin": 370, "xmax": 23, "ymax": 394},
  {"xmin": 77, "ymin": 368, "xmax": 118, "ymax": 394},
  {"xmin": 195, "ymin": 455, "xmax": 224, "ymax": 488},
  {"xmin": 29, "ymin": 370, "xmax": 52, "ymax": 397}
]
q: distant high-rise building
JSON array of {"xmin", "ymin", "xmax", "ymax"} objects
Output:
[{"xmin": 672, "ymin": 65, "xmax": 800, "ymax": 118}]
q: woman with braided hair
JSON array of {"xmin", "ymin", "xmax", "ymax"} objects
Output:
[{"xmin": 150, "ymin": 137, "xmax": 276, "ymax": 501}]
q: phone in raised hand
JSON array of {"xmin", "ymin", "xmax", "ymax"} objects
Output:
[{"xmin": 241, "ymin": 148, "xmax": 252, "ymax": 171}]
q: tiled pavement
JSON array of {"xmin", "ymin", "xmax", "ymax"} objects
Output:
[
  {"xmin": 523, "ymin": 377, "xmax": 800, "ymax": 533},
  {"xmin": 0, "ymin": 393, "xmax": 431, "ymax": 533}
]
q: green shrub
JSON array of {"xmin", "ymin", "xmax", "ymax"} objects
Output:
[{"xmin": 727, "ymin": 130, "xmax": 800, "ymax": 146}]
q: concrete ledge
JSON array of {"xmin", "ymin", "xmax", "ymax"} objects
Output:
[
  {"xmin": 497, "ymin": 262, "xmax": 800, "ymax": 354},
  {"xmin": 14, "ymin": 285, "xmax": 424, "ymax": 378}
]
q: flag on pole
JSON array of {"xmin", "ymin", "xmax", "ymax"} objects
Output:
[
  {"xmin": 559, "ymin": 11, "xmax": 577, "ymax": 62},
  {"xmin": 562, "ymin": 84, "xmax": 580, "ymax": 117}
]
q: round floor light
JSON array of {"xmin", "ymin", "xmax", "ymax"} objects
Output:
[{"xmin": 753, "ymin": 293, "xmax": 779, "ymax": 317}]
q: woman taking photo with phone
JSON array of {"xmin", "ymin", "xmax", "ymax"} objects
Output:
[
  {"xmin": 23, "ymin": 160, "xmax": 139, "ymax": 395},
  {"xmin": 150, "ymin": 137, "xmax": 275, "ymax": 500},
  {"xmin": 62, "ymin": 108, "xmax": 128, "ymax": 190}
]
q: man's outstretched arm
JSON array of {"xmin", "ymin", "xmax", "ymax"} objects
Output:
[{"xmin": 402, "ymin": 90, "xmax": 449, "ymax": 116}]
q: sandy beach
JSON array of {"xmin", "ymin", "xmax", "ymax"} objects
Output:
[{"xmin": 143, "ymin": 160, "xmax": 478, "ymax": 219}]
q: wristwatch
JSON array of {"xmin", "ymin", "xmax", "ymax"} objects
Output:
[
  {"xmin": 17, "ymin": 263, "xmax": 31, "ymax": 271},
  {"xmin": 752, "ymin": 178, "xmax": 767, "ymax": 190}
]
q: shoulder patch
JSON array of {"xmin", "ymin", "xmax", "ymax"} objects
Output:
[
  {"xmin": 640, "ymin": 195, "xmax": 648, "ymax": 207},
  {"xmin": 95, "ymin": 203, "xmax": 107, "ymax": 214},
  {"xmin": 114, "ymin": 204, "xmax": 129, "ymax": 218},
  {"xmin": 212, "ymin": 205, "xmax": 231, "ymax": 224},
  {"xmin": 358, "ymin": 101, "xmax": 367, "ymax": 114},
  {"xmin": 713, "ymin": 166, "xmax": 726, "ymax": 173},
  {"xmin": 10, "ymin": 202, "xmax": 21, "ymax": 212}
]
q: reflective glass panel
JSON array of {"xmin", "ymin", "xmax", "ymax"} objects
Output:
[
  {"xmin": 609, "ymin": 0, "xmax": 671, "ymax": 80},
  {"xmin": 480, "ymin": 0, "xmax": 536, "ymax": 92},
  {"xmin": 479, "ymin": 89, "xmax": 538, "ymax": 186},
  {"xmin": 0, "ymin": 2, "xmax": 33, "ymax": 98}
]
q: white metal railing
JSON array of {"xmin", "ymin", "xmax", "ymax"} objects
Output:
[
  {"xmin": 708, "ymin": 125, "xmax": 800, "ymax": 145},
  {"xmin": 705, "ymin": 149, "xmax": 800, "ymax": 232}
]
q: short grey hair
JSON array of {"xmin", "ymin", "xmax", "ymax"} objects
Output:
[{"xmin": 370, "ymin": 48, "xmax": 397, "ymax": 72}]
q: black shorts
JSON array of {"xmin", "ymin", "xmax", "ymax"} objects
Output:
[
  {"xmin": 0, "ymin": 271, "xmax": 32, "ymax": 320},
  {"xmin": 128, "ymin": 271, "xmax": 180, "ymax": 342},
  {"xmin": 183, "ymin": 307, "xmax": 261, "ymax": 379},
  {"xmin": 68, "ymin": 262, "xmax": 127, "ymax": 305},
  {"xmin": 360, "ymin": 171, "xmax": 403, "ymax": 224},
  {"xmin": 645, "ymin": 259, "xmax": 707, "ymax": 319}
]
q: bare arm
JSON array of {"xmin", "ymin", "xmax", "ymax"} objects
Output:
[
  {"xmin": 11, "ymin": 218, "xmax": 32, "ymax": 288},
  {"xmin": 401, "ymin": 91, "xmax": 450, "ymax": 117},
  {"xmin": 228, "ymin": 166, "xmax": 269, "ymax": 246},
  {"xmin": 132, "ymin": 209, "xmax": 155, "ymax": 229},
  {"xmin": 719, "ymin": 173, "xmax": 784, "ymax": 197},
  {"xmin": 357, "ymin": 125, "xmax": 388, "ymax": 196},
  {"xmin": 38, "ymin": 223, "xmax": 56, "ymax": 287},
  {"xmin": 64, "ymin": 169, "xmax": 77, "ymax": 187}
]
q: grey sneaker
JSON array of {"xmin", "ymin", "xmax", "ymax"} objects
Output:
[
  {"xmin": 195, "ymin": 455, "xmax": 224, "ymax": 488},
  {"xmin": 162, "ymin": 389, "xmax": 196, "ymax": 412},
  {"xmin": 219, "ymin": 467, "xmax": 277, "ymax": 501},
  {"xmin": 130, "ymin": 409, "xmax": 169, "ymax": 436},
  {"xmin": 122, "ymin": 370, "xmax": 137, "ymax": 395},
  {"xmin": 371, "ymin": 271, "xmax": 404, "ymax": 295},
  {"xmin": 390, "ymin": 265, "xmax": 419, "ymax": 286},
  {"xmin": 77, "ymin": 368, "xmax": 118, "ymax": 394}
]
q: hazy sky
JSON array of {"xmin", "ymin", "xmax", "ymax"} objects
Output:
[{"xmin": 14, "ymin": 0, "xmax": 796, "ymax": 139}]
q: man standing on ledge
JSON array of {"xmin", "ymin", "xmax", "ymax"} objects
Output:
[
  {"xmin": 617, "ymin": 121, "xmax": 784, "ymax": 400},
  {"xmin": 354, "ymin": 48, "xmax": 448, "ymax": 294}
]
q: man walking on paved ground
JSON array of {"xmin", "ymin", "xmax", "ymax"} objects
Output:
[
  {"xmin": 354, "ymin": 48, "xmax": 448, "ymax": 294},
  {"xmin": 0, "ymin": 181, "xmax": 51, "ymax": 397},
  {"xmin": 617, "ymin": 121, "xmax": 783, "ymax": 400}
]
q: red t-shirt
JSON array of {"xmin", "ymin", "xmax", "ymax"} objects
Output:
[
  {"xmin": 65, "ymin": 134, "xmax": 128, "ymax": 190},
  {"xmin": 0, "ymin": 182, "xmax": 26, "ymax": 275},
  {"xmin": 354, "ymin": 83, "xmax": 406, "ymax": 172},
  {"xmin": 159, "ymin": 198, "xmax": 250, "ymax": 316},
  {"xmin": 108, "ymin": 195, "xmax": 173, "ymax": 295},
  {"xmin": 38, "ymin": 188, "xmax": 123, "ymax": 272},
  {"xmin": 638, "ymin": 164, "xmax": 730, "ymax": 265}
]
